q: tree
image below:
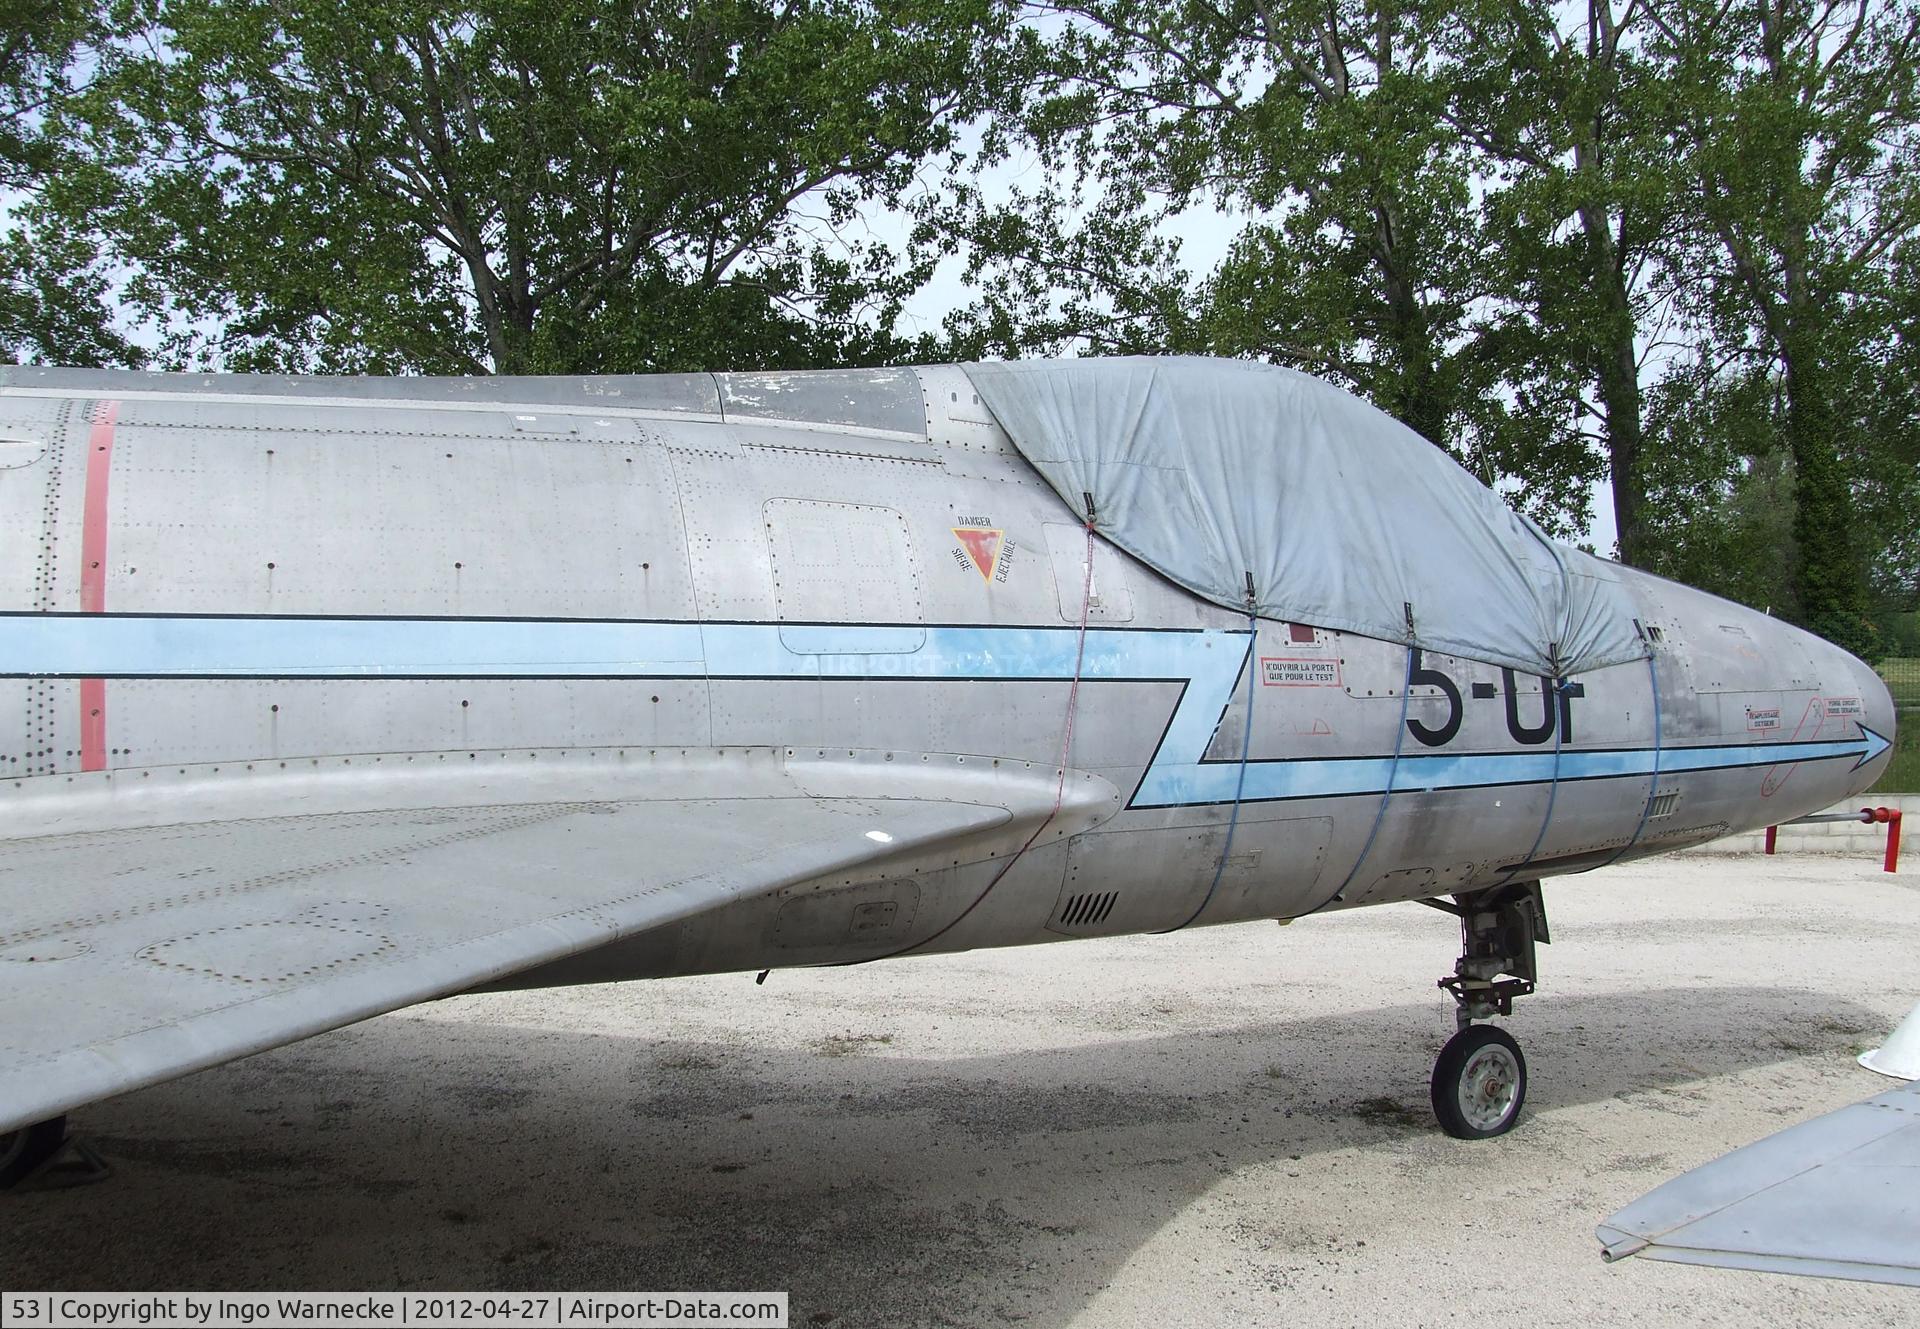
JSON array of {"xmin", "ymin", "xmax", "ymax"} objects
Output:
[
  {"xmin": 1843, "ymin": 236, "xmax": 1920, "ymax": 631},
  {"xmin": 0, "ymin": 0, "xmax": 101, "ymax": 192},
  {"xmin": 1648, "ymin": 0, "xmax": 1920, "ymax": 656},
  {"xmin": 1635, "ymin": 355, "xmax": 1799, "ymax": 610},
  {"xmin": 962, "ymin": 0, "xmax": 1916, "ymax": 597},
  {"xmin": 1440, "ymin": 1, "xmax": 1690, "ymax": 568},
  {"xmin": 954, "ymin": 1, "xmax": 1609, "ymax": 536},
  {"xmin": 0, "ymin": 0, "xmax": 143, "ymax": 366},
  {"xmin": 55, "ymin": 0, "xmax": 1009, "ymax": 374},
  {"xmin": 1199, "ymin": 2, "xmax": 1484, "ymax": 454}
]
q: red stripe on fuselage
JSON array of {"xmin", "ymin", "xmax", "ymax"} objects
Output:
[{"xmin": 79, "ymin": 402, "xmax": 119, "ymax": 771}]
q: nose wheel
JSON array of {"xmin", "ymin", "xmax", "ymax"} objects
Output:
[
  {"xmin": 1422, "ymin": 880, "xmax": 1547, "ymax": 1139},
  {"xmin": 1432, "ymin": 1024, "xmax": 1528, "ymax": 1138}
]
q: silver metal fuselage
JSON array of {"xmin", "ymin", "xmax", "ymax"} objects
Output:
[{"xmin": 0, "ymin": 364, "xmax": 1895, "ymax": 989}]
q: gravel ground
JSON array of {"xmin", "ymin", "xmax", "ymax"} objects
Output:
[{"xmin": 5, "ymin": 851, "xmax": 1917, "ymax": 1326}]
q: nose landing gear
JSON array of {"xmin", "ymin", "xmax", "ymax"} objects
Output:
[{"xmin": 1423, "ymin": 881, "xmax": 1547, "ymax": 1139}]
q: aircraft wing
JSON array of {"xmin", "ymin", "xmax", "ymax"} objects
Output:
[
  {"xmin": 0, "ymin": 750, "xmax": 1109, "ymax": 1134},
  {"xmin": 1597, "ymin": 1077, "xmax": 1920, "ymax": 1287}
]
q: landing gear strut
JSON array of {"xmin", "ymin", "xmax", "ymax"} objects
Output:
[
  {"xmin": 1424, "ymin": 882, "xmax": 1547, "ymax": 1139},
  {"xmin": 0, "ymin": 1115, "xmax": 108, "ymax": 1190},
  {"xmin": 1, "ymin": 1116, "xmax": 69, "ymax": 1189}
]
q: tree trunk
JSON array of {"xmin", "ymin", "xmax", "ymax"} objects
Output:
[
  {"xmin": 1780, "ymin": 323, "xmax": 1871, "ymax": 652},
  {"xmin": 1374, "ymin": 197, "xmax": 1450, "ymax": 447},
  {"xmin": 1577, "ymin": 2, "xmax": 1647, "ymax": 566},
  {"xmin": 1589, "ymin": 239, "xmax": 1647, "ymax": 566}
]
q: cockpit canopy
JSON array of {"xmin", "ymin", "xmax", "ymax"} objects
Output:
[{"xmin": 967, "ymin": 356, "xmax": 1648, "ymax": 678}]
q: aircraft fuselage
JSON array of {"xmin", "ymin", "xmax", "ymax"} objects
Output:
[{"xmin": 0, "ymin": 364, "xmax": 1895, "ymax": 990}]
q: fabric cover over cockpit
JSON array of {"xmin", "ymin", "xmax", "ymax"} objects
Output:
[{"xmin": 966, "ymin": 356, "xmax": 1647, "ymax": 678}]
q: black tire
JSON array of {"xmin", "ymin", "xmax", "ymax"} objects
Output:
[
  {"xmin": 0, "ymin": 1116, "xmax": 67, "ymax": 1189},
  {"xmin": 1431, "ymin": 1025, "xmax": 1527, "ymax": 1139}
]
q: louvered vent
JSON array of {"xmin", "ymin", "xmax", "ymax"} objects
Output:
[
  {"xmin": 1056, "ymin": 891, "xmax": 1120, "ymax": 929},
  {"xmin": 1648, "ymin": 791, "xmax": 1680, "ymax": 819}
]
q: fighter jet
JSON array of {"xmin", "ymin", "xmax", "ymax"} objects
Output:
[{"xmin": 0, "ymin": 356, "xmax": 1895, "ymax": 1186}]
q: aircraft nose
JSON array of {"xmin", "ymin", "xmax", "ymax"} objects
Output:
[{"xmin": 1848, "ymin": 654, "xmax": 1898, "ymax": 798}]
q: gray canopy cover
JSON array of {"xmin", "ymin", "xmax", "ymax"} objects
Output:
[{"xmin": 967, "ymin": 356, "xmax": 1647, "ymax": 677}]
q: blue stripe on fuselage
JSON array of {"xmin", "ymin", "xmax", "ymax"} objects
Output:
[{"xmin": 0, "ymin": 614, "xmax": 1874, "ymax": 807}]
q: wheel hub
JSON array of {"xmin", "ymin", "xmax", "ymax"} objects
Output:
[{"xmin": 1457, "ymin": 1045, "xmax": 1520, "ymax": 1131}]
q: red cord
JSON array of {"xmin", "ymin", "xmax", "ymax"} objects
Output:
[
  {"xmin": 1027, "ymin": 518, "xmax": 1099, "ymax": 837},
  {"xmin": 882, "ymin": 518, "xmax": 1098, "ymax": 957}
]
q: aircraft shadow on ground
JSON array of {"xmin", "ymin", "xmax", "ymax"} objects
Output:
[{"xmin": 5, "ymin": 984, "xmax": 1883, "ymax": 1324}]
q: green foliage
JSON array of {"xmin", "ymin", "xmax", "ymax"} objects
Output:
[
  {"xmin": 1865, "ymin": 706, "xmax": 1917, "ymax": 792},
  {"xmin": 956, "ymin": 0, "xmax": 1918, "ymax": 648},
  {"xmin": 956, "ymin": 1, "xmax": 1548, "ymax": 510},
  {"xmin": 1854, "ymin": 246, "xmax": 1920, "ymax": 627},
  {"xmin": 0, "ymin": 0, "xmax": 96, "ymax": 189},
  {"xmin": 949, "ymin": 0, "xmax": 1672, "ymax": 538},
  {"xmin": 8, "ymin": 1, "xmax": 1915, "ymax": 651},
  {"xmin": 1882, "ymin": 655, "xmax": 1920, "ymax": 704},
  {"xmin": 1439, "ymin": 1, "xmax": 1690, "ymax": 564},
  {"xmin": 1882, "ymin": 618, "xmax": 1920, "ymax": 659},
  {"xmin": 45, "ymin": 0, "xmax": 1010, "ymax": 374},
  {"xmin": 1637, "ymin": 363, "xmax": 1800, "ymax": 613},
  {"xmin": 1641, "ymin": 0, "xmax": 1919, "ymax": 658},
  {"xmin": 1190, "ymin": 3, "xmax": 1484, "ymax": 453},
  {"xmin": 0, "ymin": 0, "xmax": 143, "ymax": 366},
  {"xmin": 0, "ymin": 215, "xmax": 143, "ymax": 366}
]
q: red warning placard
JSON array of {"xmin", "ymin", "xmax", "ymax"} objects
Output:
[{"xmin": 953, "ymin": 527, "xmax": 1004, "ymax": 582}]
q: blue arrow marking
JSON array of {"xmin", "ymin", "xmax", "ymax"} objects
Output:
[
  {"xmin": 0, "ymin": 614, "xmax": 1884, "ymax": 807},
  {"xmin": 1855, "ymin": 725, "xmax": 1893, "ymax": 771}
]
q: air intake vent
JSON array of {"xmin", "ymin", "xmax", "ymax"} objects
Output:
[
  {"xmin": 1056, "ymin": 891, "xmax": 1119, "ymax": 929},
  {"xmin": 1648, "ymin": 791, "xmax": 1680, "ymax": 819}
]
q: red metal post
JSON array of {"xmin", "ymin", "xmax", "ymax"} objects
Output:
[
  {"xmin": 1862, "ymin": 807, "xmax": 1901, "ymax": 874},
  {"xmin": 1764, "ymin": 824, "xmax": 1777, "ymax": 855}
]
